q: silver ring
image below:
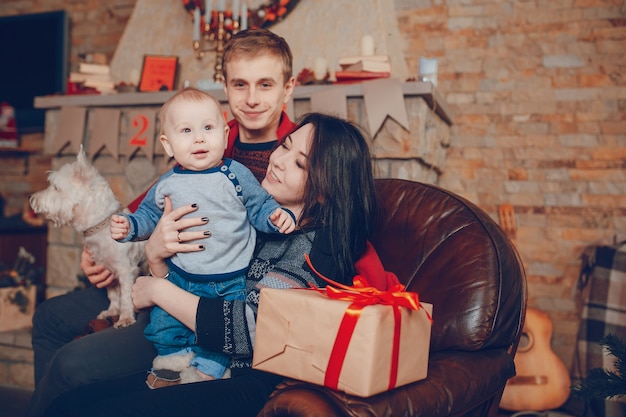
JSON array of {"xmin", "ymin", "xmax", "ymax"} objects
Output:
[{"xmin": 177, "ymin": 232, "xmax": 182, "ymax": 243}]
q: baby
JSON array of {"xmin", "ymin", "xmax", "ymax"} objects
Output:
[{"xmin": 110, "ymin": 88, "xmax": 295, "ymax": 388}]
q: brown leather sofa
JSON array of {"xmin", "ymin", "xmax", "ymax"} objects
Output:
[{"xmin": 258, "ymin": 178, "xmax": 527, "ymax": 417}]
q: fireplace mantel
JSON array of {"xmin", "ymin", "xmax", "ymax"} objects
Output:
[{"xmin": 35, "ymin": 82, "xmax": 452, "ymax": 125}]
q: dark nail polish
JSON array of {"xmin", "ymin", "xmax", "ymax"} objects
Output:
[
  {"xmin": 201, "ymin": 217, "xmax": 209, "ymax": 222},
  {"xmin": 199, "ymin": 245, "xmax": 205, "ymax": 250},
  {"xmin": 191, "ymin": 203, "xmax": 198, "ymax": 208},
  {"xmin": 204, "ymin": 231, "xmax": 212, "ymax": 236}
]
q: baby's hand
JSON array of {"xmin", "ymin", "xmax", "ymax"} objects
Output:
[
  {"xmin": 110, "ymin": 214, "xmax": 130, "ymax": 240},
  {"xmin": 270, "ymin": 208, "xmax": 296, "ymax": 234}
]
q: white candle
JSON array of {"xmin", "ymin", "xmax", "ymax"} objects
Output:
[
  {"xmin": 313, "ymin": 58, "xmax": 327, "ymax": 81},
  {"xmin": 205, "ymin": 0, "xmax": 212, "ymax": 25},
  {"xmin": 233, "ymin": 0, "xmax": 239, "ymax": 20},
  {"xmin": 193, "ymin": 7, "xmax": 201, "ymax": 42},
  {"xmin": 241, "ymin": 3, "xmax": 248, "ymax": 30},
  {"xmin": 219, "ymin": 0, "xmax": 225, "ymax": 12},
  {"xmin": 361, "ymin": 34, "xmax": 374, "ymax": 57},
  {"xmin": 418, "ymin": 57, "xmax": 439, "ymax": 86},
  {"xmin": 129, "ymin": 69, "xmax": 140, "ymax": 85}
]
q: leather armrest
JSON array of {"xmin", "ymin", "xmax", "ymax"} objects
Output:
[{"xmin": 257, "ymin": 349, "xmax": 515, "ymax": 417}]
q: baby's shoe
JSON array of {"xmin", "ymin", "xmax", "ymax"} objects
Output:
[{"xmin": 146, "ymin": 369, "xmax": 181, "ymax": 389}]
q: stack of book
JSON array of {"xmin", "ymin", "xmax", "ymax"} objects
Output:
[
  {"xmin": 335, "ymin": 55, "xmax": 391, "ymax": 83},
  {"xmin": 69, "ymin": 62, "xmax": 116, "ymax": 94}
]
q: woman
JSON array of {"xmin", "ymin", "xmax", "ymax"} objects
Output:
[{"xmin": 45, "ymin": 113, "xmax": 377, "ymax": 417}]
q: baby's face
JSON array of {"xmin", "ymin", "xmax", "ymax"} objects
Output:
[{"xmin": 160, "ymin": 98, "xmax": 228, "ymax": 171}]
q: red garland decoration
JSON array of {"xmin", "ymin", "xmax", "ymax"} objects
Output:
[{"xmin": 182, "ymin": 0, "xmax": 299, "ymax": 29}]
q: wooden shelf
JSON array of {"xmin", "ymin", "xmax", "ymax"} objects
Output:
[{"xmin": 0, "ymin": 147, "xmax": 30, "ymax": 154}]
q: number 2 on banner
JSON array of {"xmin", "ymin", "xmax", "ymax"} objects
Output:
[{"xmin": 130, "ymin": 114, "xmax": 149, "ymax": 147}]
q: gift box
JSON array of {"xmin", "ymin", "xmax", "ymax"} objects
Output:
[
  {"xmin": 0, "ymin": 285, "xmax": 36, "ymax": 332},
  {"xmin": 252, "ymin": 285, "xmax": 433, "ymax": 397}
]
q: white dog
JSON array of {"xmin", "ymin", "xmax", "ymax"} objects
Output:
[{"xmin": 30, "ymin": 147, "xmax": 145, "ymax": 328}]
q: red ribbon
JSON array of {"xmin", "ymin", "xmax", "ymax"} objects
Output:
[{"xmin": 304, "ymin": 254, "xmax": 432, "ymax": 392}]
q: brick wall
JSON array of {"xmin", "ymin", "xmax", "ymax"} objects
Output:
[
  {"xmin": 395, "ymin": 1, "xmax": 626, "ymax": 369},
  {"xmin": 0, "ymin": 133, "xmax": 51, "ymax": 219},
  {"xmin": 1, "ymin": 0, "xmax": 625, "ymax": 373}
]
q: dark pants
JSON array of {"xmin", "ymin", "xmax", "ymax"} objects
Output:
[
  {"xmin": 28, "ymin": 286, "xmax": 156, "ymax": 417},
  {"xmin": 44, "ymin": 368, "xmax": 284, "ymax": 417}
]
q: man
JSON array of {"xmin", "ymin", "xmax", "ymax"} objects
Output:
[{"xmin": 28, "ymin": 28, "xmax": 296, "ymax": 417}]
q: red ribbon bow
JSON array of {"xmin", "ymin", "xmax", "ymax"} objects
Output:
[{"xmin": 304, "ymin": 254, "xmax": 432, "ymax": 392}]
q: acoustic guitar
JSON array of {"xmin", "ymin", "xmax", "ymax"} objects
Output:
[
  {"xmin": 499, "ymin": 307, "xmax": 572, "ymax": 411},
  {"xmin": 497, "ymin": 204, "xmax": 571, "ymax": 411}
]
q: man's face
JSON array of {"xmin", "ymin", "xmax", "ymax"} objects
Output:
[{"xmin": 223, "ymin": 54, "xmax": 294, "ymax": 142}]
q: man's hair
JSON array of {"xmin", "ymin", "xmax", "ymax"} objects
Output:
[
  {"xmin": 222, "ymin": 28, "xmax": 293, "ymax": 84},
  {"xmin": 158, "ymin": 87, "xmax": 223, "ymax": 135}
]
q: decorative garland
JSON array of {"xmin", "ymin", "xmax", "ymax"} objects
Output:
[{"xmin": 182, "ymin": 0, "xmax": 299, "ymax": 29}]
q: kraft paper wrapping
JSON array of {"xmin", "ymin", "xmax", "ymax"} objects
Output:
[{"xmin": 252, "ymin": 288, "xmax": 433, "ymax": 397}]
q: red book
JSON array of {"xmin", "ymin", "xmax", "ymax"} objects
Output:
[{"xmin": 334, "ymin": 71, "xmax": 391, "ymax": 84}]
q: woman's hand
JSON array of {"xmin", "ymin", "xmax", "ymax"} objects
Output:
[
  {"xmin": 131, "ymin": 275, "xmax": 167, "ymax": 310},
  {"xmin": 144, "ymin": 196, "xmax": 209, "ymax": 277},
  {"xmin": 132, "ymin": 275, "xmax": 200, "ymax": 330},
  {"xmin": 80, "ymin": 247, "xmax": 116, "ymax": 288}
]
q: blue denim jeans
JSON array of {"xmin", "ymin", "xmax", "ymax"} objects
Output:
[{"xmin": 144, "ymin": 269, "xmax": 246, "ymax": 378}]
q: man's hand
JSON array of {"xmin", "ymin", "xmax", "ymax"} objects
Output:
[{"xmin": 80, "ymin": 247, "xmax": 116, "ymax": 288}]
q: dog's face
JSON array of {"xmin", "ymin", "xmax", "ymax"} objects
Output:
[{"xmin": 30, "ymin": 149, "xmax": 111, "ymax": 228}]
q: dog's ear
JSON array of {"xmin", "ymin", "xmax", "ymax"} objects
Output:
[
  {"xmin": 73, "ymin": 145, "xmax": 95, "ymax": 182},
  {"xmin": 76, "ymin": 144, "xmax": 88, "ymax": 166}
]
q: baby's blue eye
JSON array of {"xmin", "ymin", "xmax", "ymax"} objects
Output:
[
  {"xmin": 183, "ymin": 128, "xmax": 191, "ymax": 133},
  {"xmin": 204, "ymin": 125, "xmax": 213, "ymax": 131}
]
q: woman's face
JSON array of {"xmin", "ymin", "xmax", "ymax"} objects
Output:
[{"xmin": 261, "ymin": 123, "xmax": 313, "ymax": 220}]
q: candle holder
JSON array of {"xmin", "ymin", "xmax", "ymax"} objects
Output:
[
  {"xmin": 185, "ymin": 0, "xmax": 300, "ymax": 84},
  {"xmin": 193, "ymin": 10, "xmax": 242, "ymax": 83}
]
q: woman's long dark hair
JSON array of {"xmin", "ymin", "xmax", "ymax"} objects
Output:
[{"xmin": 297, "ymin": 113, "xmax": 377, "ymax": 279}]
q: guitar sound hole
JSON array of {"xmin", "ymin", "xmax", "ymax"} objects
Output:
[{"xmin": 518, "ymin": 333, "xmax": 531, "ymax": 352}]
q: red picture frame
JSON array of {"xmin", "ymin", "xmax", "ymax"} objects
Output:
[{"xmin": 138, "ymin": 55, "xmax": 178, "ymax": 92}]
